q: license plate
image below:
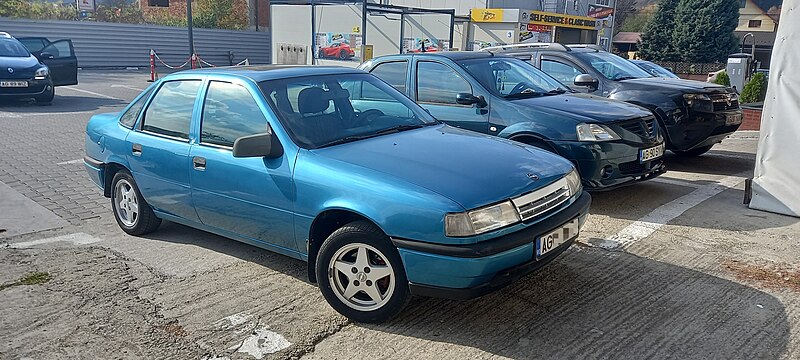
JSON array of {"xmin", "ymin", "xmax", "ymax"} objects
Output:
[
  {"xmin": 640, "ymin": 143, "xmax": 665, "ymax": 163},
  {"xmin": 0, "ymin": 81, "xmax": 27, "ymax": 88},
  {"xmin": 725, "ymin": 113, "xmax": 743, "ymax": 125},
  {"xmin": 536, "ymin": 218, "xmax": 579, "ymax": 259}
]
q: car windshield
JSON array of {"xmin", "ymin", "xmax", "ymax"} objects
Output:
[
  {"xmin": 0, "ymin": 38, "xmax": 31, "ymax": 57},
  {"xmin": 576, "ymin": 51, "xmax": 651, "ymax": 81},
  {"xmin": 633, "ymin": 61, "xmax": 679, "ymax": 79},
  {"xmin": 259, "ymin": 73, "xmax": 438, "ymax": 149},
  {"xmin": 459, "ymin": 57, "xmax": 569, "ymax": 99}
]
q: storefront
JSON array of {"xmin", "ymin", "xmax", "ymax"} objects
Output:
[{"xmin": 469, "ymin": 8, "xmax": 598, "ymax": 50}]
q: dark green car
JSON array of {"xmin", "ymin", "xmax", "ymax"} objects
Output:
[{"xmin": 359, "ymin": 52, "xmax": 665, "ymax": 190}]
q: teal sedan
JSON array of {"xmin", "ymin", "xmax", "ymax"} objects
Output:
[{"xmin": 84, "ymin": 66, "xmax": 589, "ymax": 323}]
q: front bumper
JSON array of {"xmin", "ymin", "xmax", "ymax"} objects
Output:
[
  {"xmin": 394, "ymin": 191, "xmax": 591, "ymax": 300},
  {"xmin": 664, "ymin": 108, "xmax": 743, "ymax": 151},
  {"xmin": 0, "ymin": 78, "xmax": 52, "ymax": 97},
  {"xmin": 551, "ymin": 140, "xmax": 666, "ymax": 190}
]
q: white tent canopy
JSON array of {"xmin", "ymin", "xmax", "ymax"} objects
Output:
[{"xmin": 749, "ymin": 0, "xmax": 800, "ymax": 217}]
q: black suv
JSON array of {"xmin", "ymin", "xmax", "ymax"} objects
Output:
[{"xmin": 485, "ymin": 44, "xmax": 742, "ymax": 157}]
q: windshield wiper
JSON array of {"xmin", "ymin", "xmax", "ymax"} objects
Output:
[
  {"xmin": 613, "ymin": 76, "xmax": 639, "ymax": 81},
  {"xmin": 504, "ymin": 91, "xmax": 544, "ymax": 99},
  {"xmin": 546, "ymin": 88, "xmax": 567, "ymax": 95},
  {"xmin": 317, "ymin": 135, "xmax": 375, "ymax": 148},
  {"xmin": 373, "ymin": 123, "xmax": 425, "ymax": 135}
]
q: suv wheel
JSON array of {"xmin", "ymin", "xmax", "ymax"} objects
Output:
[
  {"xmin": 672, "ymin": 145, "xmax": 713, "ymax": 157},
  {"xmin": 316, "ymin": 221, "xmax": 410, "ymax": 323},
  {"xmin": 111, "ymin": 170, "xmax": 162, "ymax": 235}
]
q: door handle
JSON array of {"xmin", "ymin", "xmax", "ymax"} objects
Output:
[
  {"xmin": 132, "ymin": 143, "xmax": 142, "ymax": 156},
  {"xmin": 192, "ymin": 156, "xmax": 206, "ymax": 171}
]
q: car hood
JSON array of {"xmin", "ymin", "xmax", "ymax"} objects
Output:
[
  {"xmin": 509, "ymin": 93, "xmax": 652, "ymax": 123},
  {"xmin": 312, "ymin": 124, "xmax": 574, "ymax": 210},
  {"xmin": 0, "ymin": 55, "xmax": 42, "ymax": 79},
  {"xmin": 619, "ymin": 77, "xmax": 730, "ymax": 93}
]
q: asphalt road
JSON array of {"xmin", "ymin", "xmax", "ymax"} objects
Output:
[{"xmin": 1, "ymin": 70, "xmax": 799, "ymax": 360}]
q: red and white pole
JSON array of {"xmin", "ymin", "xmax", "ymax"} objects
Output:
[
  {"xmin": 149, "ymin": 49, "xmax": 156, "ymax": 82},
  {"xmin": 191, "ymin": 53, "xmax": 197, "ymax": 69}
]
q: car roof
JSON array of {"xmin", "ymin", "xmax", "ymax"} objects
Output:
[
  {"xmin": 373, "ymin": 51, "xmax": 513, "ymax": 62},
  {"xmin": 171, "ymin": 65, "xmax": 366, "ymax": 82}
]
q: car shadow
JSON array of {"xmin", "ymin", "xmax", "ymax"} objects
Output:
[
  {"xmin": 0, "ymin": 94, "xmax": 126, "ymax": 113},
  {"xmin": 360, "ymin": 247, "xmax": 791, "ymax": 359},
  {"xmin": 663, "ymin": 149, "xmax": 755, "ymax": 177}
]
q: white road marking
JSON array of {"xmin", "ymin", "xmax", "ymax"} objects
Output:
[
  {"xmin": 111, "ymin": 84, "xmax": 145, "ymax": 92},
  {"xmin": 0, "ymin": 111, "xmax": 21, "ymax": 118},
  {"xmin": 650, "ymin": 177, "xmax": 704, "ymax": 188},
  {"xmin": 57, "ymin": 159, "xmax": 84, "ymax": 165},
  {"xmin": 229, "ymin": 326, "xmax": 292, "ymax": 359},
  {"xmin": 60, "ymin": 86, "xmax": 118, "ymax": 100},
  {"xmin": 9, "ymin": 232, "xmax": 103, "ymax": 248},
  {"xmin": 596, "ymin": 172, "xmax": 749, "ymax": 250}
]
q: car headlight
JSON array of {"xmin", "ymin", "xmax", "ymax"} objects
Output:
[
  {"xmin": 445, "ymin": 200, "xmax": 521, "ymax": 237},
  {"xmin": 683, "ymin": 93, "xmax": 713, "ymax": 112},
  {"xmin": 34, "ymin": 67, "xmax": 49, "ymax": 80},
  {"xmin": 576, "ymin": 123, "xmax": 619, "ymax": 141},
  {"xmin": 565, "ymin": 168, "xmax": 582, "ymax": 195}
]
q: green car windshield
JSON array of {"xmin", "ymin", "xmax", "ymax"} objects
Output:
[
  {"xmin": 459, "ymin": 58, "xmax": 569, "ymax": 99},
  {"xmin": 259, "ymin": 73, "xmax": 438, "ymax": 149},
  {"xmin": 576, "ymin": 52, "xmax": 652, "ymax": 81}
]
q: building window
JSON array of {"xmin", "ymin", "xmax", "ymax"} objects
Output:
[
  {"xmin": 148, "ymin": 0, "xmax": 169, "ymax": 7},
  {"xmin": 595, "ymin": 0, "xmax": 611, "ymax": 6},
  {"xmin": 748, "ymin": 19, "xmax": 762, "ymax": 28}
]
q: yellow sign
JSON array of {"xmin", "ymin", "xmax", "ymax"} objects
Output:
[
  {"xmin": 471, "ymin": 8, "xmax": 505, "ymax": 22},
  {"xmin": 524, "ymin": 11, "xmax": 597, "ymax": 30},
  {"xmin": 362, "ymin": 45, "xmax": 374, "ymax": 61},
  {"xmin": 352, "ymin": 26, "xmax": 360, "ymax": 33}
]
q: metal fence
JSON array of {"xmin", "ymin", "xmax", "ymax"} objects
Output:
[
  {"xmin": 0, "ymin": 17, "xmax": 270, "ymax": 68},
  {"xmin": 654, "ymin": 61, "xmax": 726, "ymax": 75}
]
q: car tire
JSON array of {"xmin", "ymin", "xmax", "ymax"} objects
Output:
[
  {"xmin": 316, "ymin": 220, "xmax": 410, "ymax": 323},
  {"xmin": 339, "ymin": 50, "xmax": 348, "ymax": 60},
  {"xmin": 111, "ymin": 170, "xmax": 161, "ymax": 235},
  {"xmin": 672, "ymin": 145, "xmax": 713, "ymax": 157},
  {"xmin": 35, "ymin": 86, "xmax": 54, "ymax": 105}
]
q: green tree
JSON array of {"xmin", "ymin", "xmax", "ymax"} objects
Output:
[
  {"xmin": 638, "ymin": 0, "xmax": 680, "ymax": 61},
  {"xmin": 672, "ymin": 0, "xmax": 739, "ymax": 62},
  {"xmin": 739, "ymin": 72, "xmax": 767, "ymax": 103},
  {"xmin": 712, "ymin": 70, "xmax": 730, "ymax": 86}
]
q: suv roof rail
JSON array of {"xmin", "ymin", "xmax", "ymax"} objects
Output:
[
  {"xmin": 479, "ymin": 43, "xmax": 570, "ymax": 52},
  {"xmin": 565, "ymin": 44, "xmax": 605, "ymax": 51},
  {"xmin": 0, "ymin": 32, "xmax": 12, "ymax": 39}
]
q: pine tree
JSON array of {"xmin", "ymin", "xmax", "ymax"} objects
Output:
[
  {"xmin": 638, "ymin": 0, "xmax": 680, "ymax": 61},
  {"xmin": 672, "ymin": 0, "xmax": 740, "ymax": 62}
]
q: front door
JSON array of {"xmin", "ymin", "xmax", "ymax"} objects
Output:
[
  {"xmin": 38, "ymin": 40, "xmax": 78, "ymax": 86},
  {"xmin": 539, "ymin": 55, "xmax": 599, "ymax": 94},
  {"xmin": 412, "ymin": 60, "xmax": 489, "ymax": 133},
  {"xmin": 127, "ymin": 79, "xmax": 201, "ymax": 222},
  {"xmin": 190, "ymin": 80, "xmax": 297, "ymax": 252}
]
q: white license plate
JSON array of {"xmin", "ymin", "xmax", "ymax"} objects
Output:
[
  {"xmin": 0, "ymin": 81, "xmax": 28, "ymax": 88},
  {"xmin": 536, "ymin": 218, "xmax": 579, "ymax": 259},
  {"xmin": 640, "ymin": 143, "xmax": 665, "ymax": 163},
  {"xmin": 725, "ymin": 113, "xmax": 743, "ymax": 125}
]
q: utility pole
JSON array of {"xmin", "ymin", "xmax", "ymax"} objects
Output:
[{"xmin": 187, "ymin": 0, "xmax": 195, "ymax": 59}]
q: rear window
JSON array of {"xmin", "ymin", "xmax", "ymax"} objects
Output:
[{"xmin": 0, "ymin": 38, "xmax": 31, "ymax": 57}]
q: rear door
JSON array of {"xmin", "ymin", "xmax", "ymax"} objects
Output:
[
  {"xmin": 411, "ymin": 59, "xmax": 489, "ymax": 133},
  {"xmin": 38, "ymin": 39, "xmax": 78, "ymax": 86}
]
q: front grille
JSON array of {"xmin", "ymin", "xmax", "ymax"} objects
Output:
[
  {"xmin": 710, "ymin": 93, "xmax": 740, "ymax": 111},
  {"xmin": 512, "ymin": 178, "xmax": 571, "ymax": 221},
  {"xmin": 618, "ymin": 116, "xmax": 656, "ymax": 138}
]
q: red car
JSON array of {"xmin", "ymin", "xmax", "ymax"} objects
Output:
[{"xmin": 318, "ymin": 43, "xmax": 355, "ymax": 60}]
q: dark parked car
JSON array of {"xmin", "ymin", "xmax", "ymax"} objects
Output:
[
  {"xmin": 0, "ymin": 32, "xmax": 78, "ymax": 104},
  {"xmin": 360, "ymin": 52, "xmax": 665, "ymax": 190},
  {"xmin": 485, "ymin": 44, "xmax": 742, "ymax": 157},
  {"xmin": 630, "ymin": 60, "xmax": 679, "ymax": 79}
]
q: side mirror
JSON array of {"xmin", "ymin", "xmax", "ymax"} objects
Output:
[
  {"xmin": 574, "ymin": 74, "xmax": 599, "ymax": 90},
  {"xmin": 39, "ymin": 52, "xmax": 54, "ymax": 60},
  {"xmin": 232, "ymin": 130, "xmax": 283, "ymax": 158},
  {"xmin": 456, "ymin": 93, "xmax": 487, "ymax": 107}
]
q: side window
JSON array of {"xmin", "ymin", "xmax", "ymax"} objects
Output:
[
  {"xmin": 142, "ymin": 80, "xmax": 201, "ymax": 140},
  {"xmin": 19, "ymin": 38, "xmax": 47, "ymax": 53},
  {"xmin": 369, "ymin": 61, "xmax": 408, "ymax": 94},
  {"xmin": 40, "ymin": 40, "xmax": 73, "ymax": 59},
  {"xmin": 201, "ymin": 81, "xmax": 268, "ymax": 148},
  {"xmin": 416, "ymin": 61, "xmax": 471, "ymax": 105},
  {"xmin": 541, "ymin": 59, "xmax": 585, "ymax": 84},
  {"xmin": 119, "ymin": 87, "xmax": 154, "ymax": 128}
]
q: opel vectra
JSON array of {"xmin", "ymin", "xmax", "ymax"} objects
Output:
[{"xmin": 84, "ymin": 66, "xmax": 590, "ymax": 323}]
